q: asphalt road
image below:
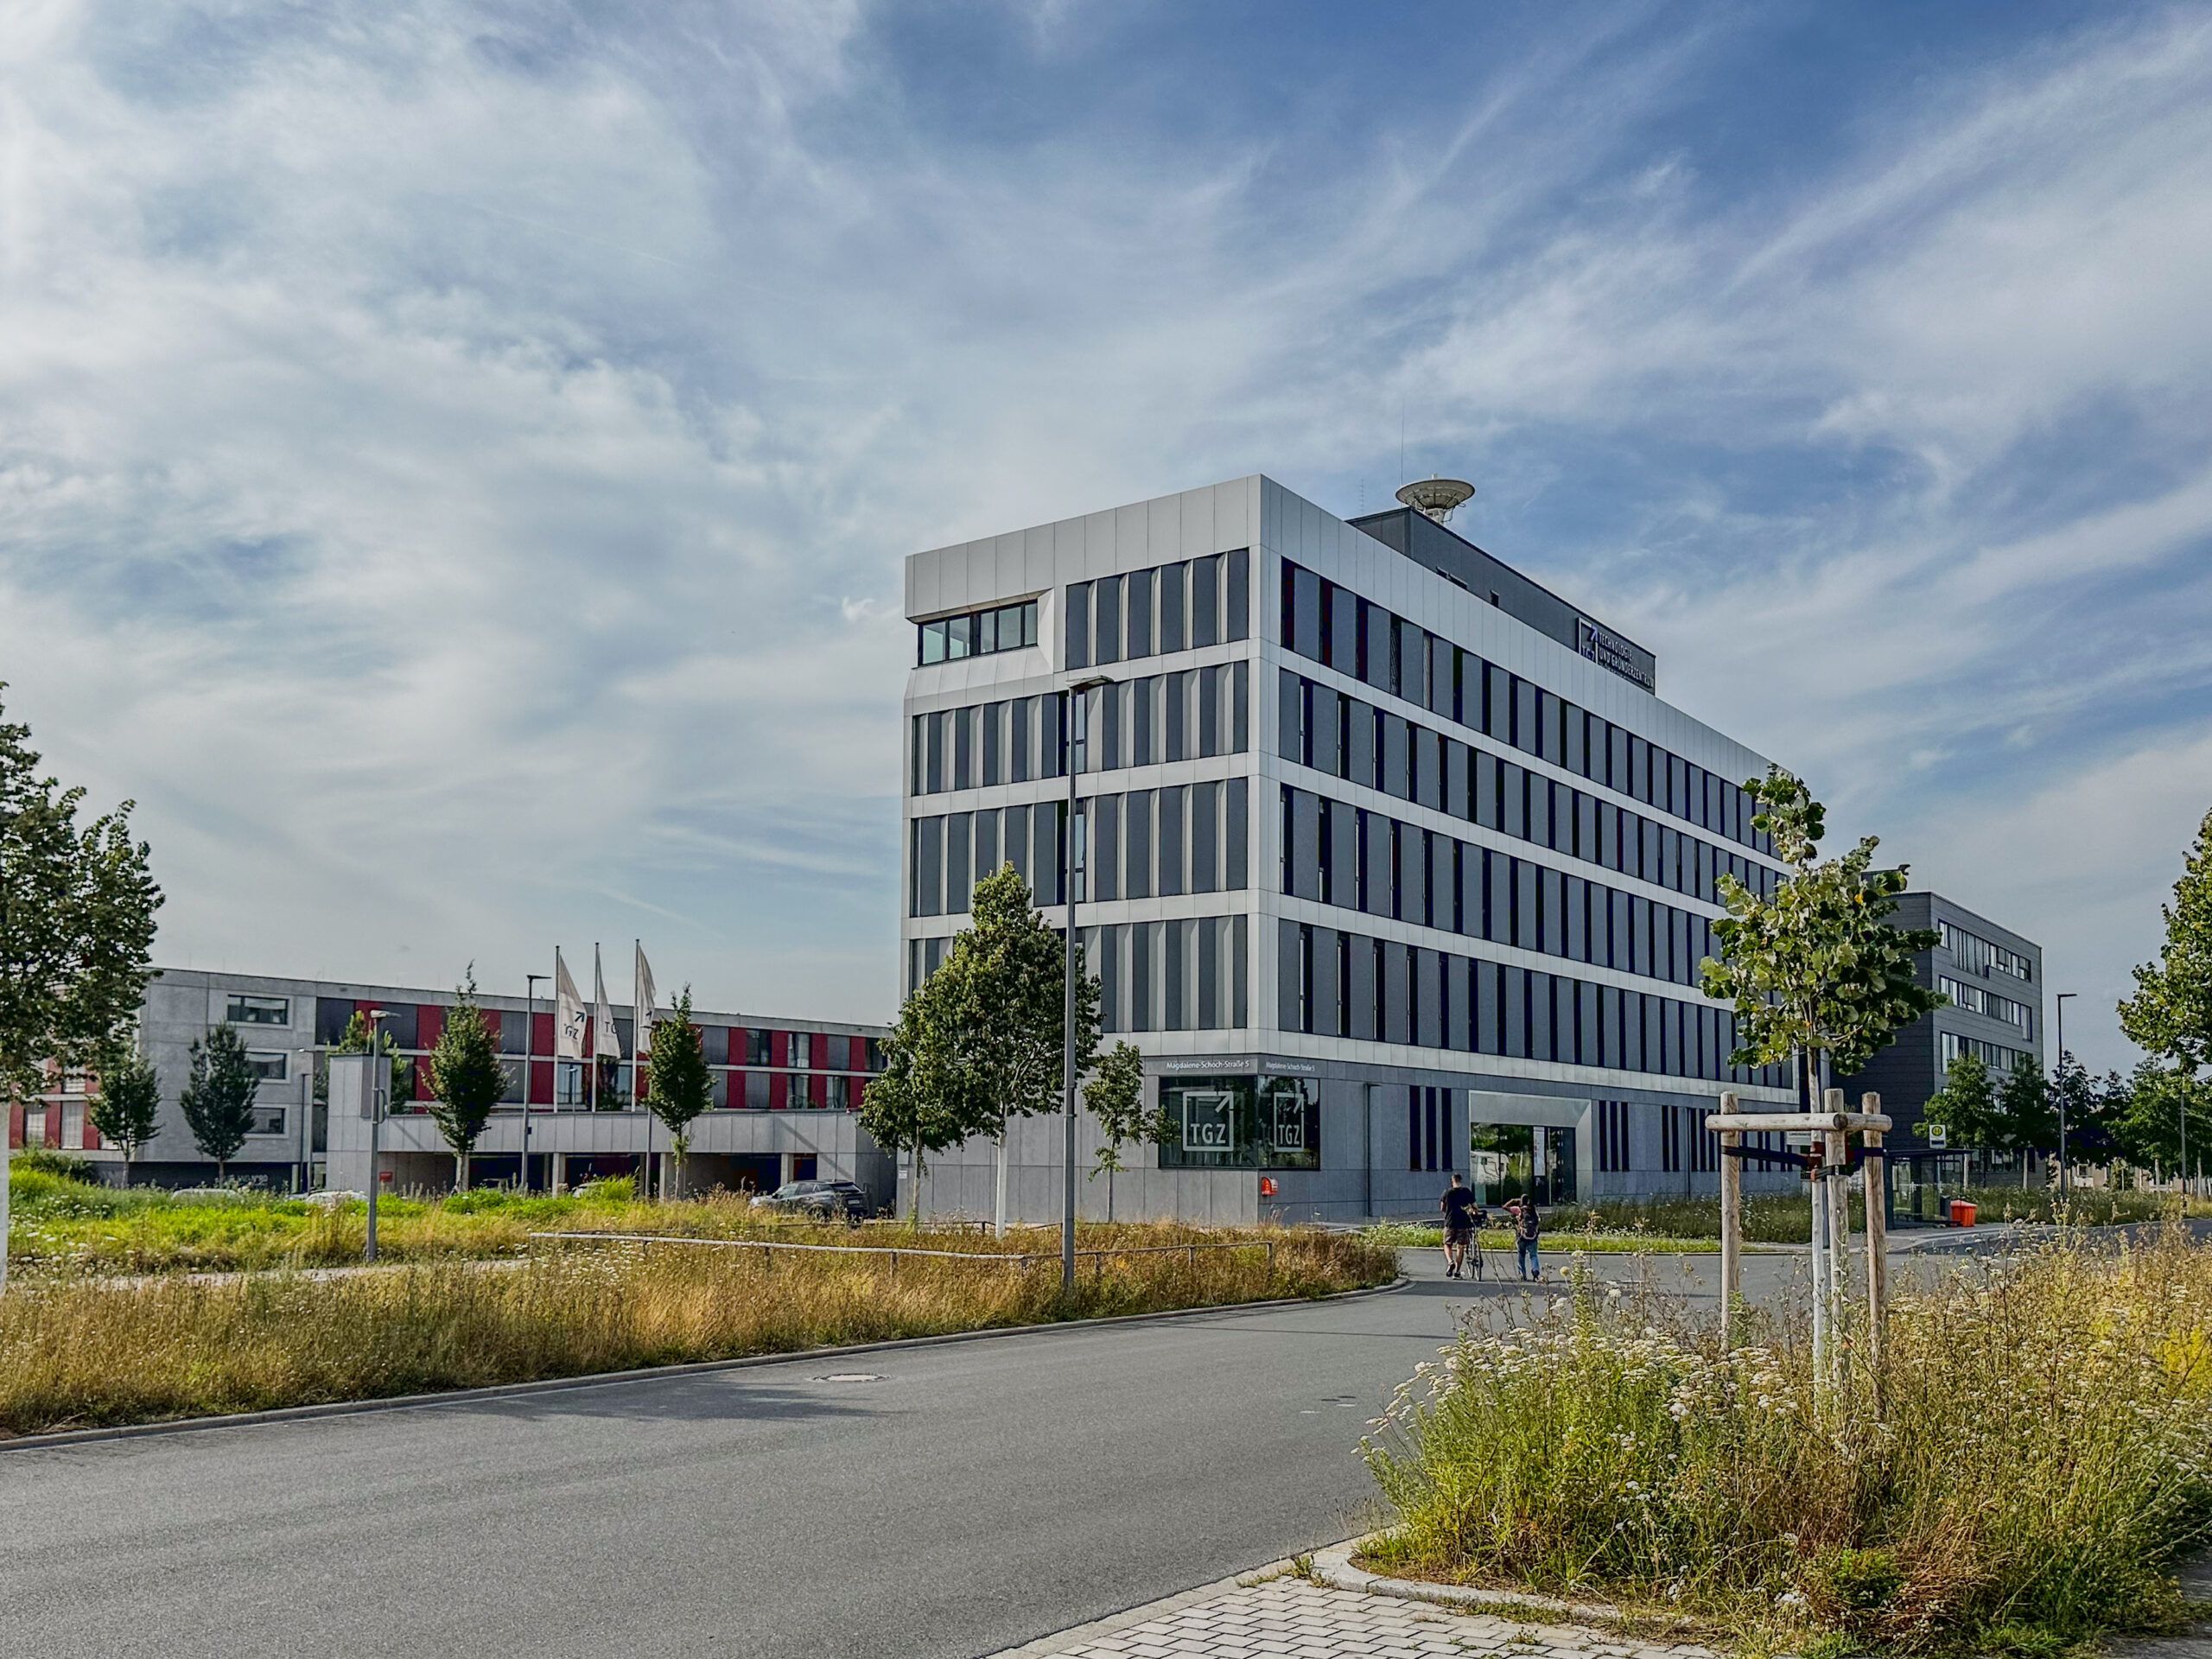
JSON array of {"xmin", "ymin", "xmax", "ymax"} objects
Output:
[{"xmin": 0, "ymin": 1250, "xmax": 1830, "ymax": 1659}]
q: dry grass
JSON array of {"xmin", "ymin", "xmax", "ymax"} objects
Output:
[
  {"xmin": 9, "ymin": 1171, "xmax": 1257, "ymax": 1276},
  {"xmin": 1361, "ymin": 1225, "xmax": 2212, "ymax": 1655},
  {"xmin": 0, "ymin": 1226, "xmax": 1393, "ymax": 1437}
]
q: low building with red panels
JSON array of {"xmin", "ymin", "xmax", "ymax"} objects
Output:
[{"xmin": 10, "ymin": 968, "xmax": 893, "ymax": 1205}]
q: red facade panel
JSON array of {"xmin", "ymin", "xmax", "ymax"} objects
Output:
[
  {"xmin": 532, "ymin": 1011, "xmax": 555, "ymax": 1056},
  {"xmin": 809, "ymin": 1071, "xmax": 829, "ymax": 1108},
  {"xmin": 530, "ymin": 1058, "xmax": 554, "ymax": 1106},
  {"xmin": 416, "ymin": 1004, "xmax": 447, "ymax": 1054},
  {"xmin": 768, "ymin": 1071, "xmax": 788, "ymax": 1111},
  {"xmin": 728, "ymin": 1027, "xmax": 747, "ymax": 1067}
]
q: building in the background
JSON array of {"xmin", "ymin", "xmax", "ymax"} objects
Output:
[
  {"xmin": 900, "ymin": 474, "xmax": 1802, "ymax": 1224},
  {"xmin": 1837, "ymin": 892, "xmax": 2044, "ymax": 1149},
  {"xmin": 8, "ymin": 969, "xmax": 893, "ymax": 1203}
]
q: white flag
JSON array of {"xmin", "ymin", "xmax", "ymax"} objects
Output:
[
  {"xmin": 592, "ymin": 944, "xmax": 622, "ymax": 1059},
  {"xmin": 554, "ymin": 948, "xmax": 587, "ymax": 1061},
  {"xmin": 634, "ymin": 942, "xmax": 658, "ymax": 1055}
]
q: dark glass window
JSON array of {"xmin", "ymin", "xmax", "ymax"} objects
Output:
[
  {"xmin": 1192, "ymin": 780, "xmax": 1219, "ymax": 893},
  {"xmin": 1226, "ymin": 778, "xmax": 1249, "ymax": 890},
  {"xmin": 1094, "ymin": 576, "xmax": 1122, "ymax": 666},
  {"xmin": 1123, "ymin": 791, "xmax": 1159, "ymax": 898},
  {"xmin": 1192, "ymin": 554, "xmax": 1221, "ymax": 646},
  {"xmin": 1290, "ymin": 565, "xmax": 1321, "ymax": 659},
  {"xmin": 1126, "ymin": 568, "xmax": 1154, "ymax": 658},
  {"xmin": 912, "ymin": 817, "xmax": 943, "ymax": 918}
]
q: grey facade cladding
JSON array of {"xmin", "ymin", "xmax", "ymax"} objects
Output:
[
  {"xmin": 1838, "ymin": 891, "xmax": 2044, "ymax": 1147},
  {"xmin": 900, "ymin": 475, "xmax": 1799, "ymax": 1223}
]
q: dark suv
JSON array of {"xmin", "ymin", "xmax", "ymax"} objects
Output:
[{"xmin": 750, "ymin": 1179, "xmax": 870, "ymax": 1224}]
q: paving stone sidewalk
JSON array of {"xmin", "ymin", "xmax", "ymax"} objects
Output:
[{"xmin": 986, "ymin": 1571, "xmax": 1718, "ymax": 1659}]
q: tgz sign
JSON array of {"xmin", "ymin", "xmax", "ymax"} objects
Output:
[{"xmin": 1180, "ymin": 1092, "xmax": 1236, "ymax": 1153}]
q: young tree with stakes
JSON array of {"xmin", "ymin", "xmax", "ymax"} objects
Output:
[
  {"xmin": 427, "ymin": 969, "xmax": 505, "ymax": 1191},
  {"xmin": 2119, "ymin": 806, "xmax": 2212, "ymax": 1192},
  {"xmin": 179, "ymin": 1023, "xmax": 260, "ymax": 1180},
  {"xmin": 1702, "ymin": 767, "xmax": 1942, "ymax": 1389},
  {"xmin": 88, "ymin": 1047, "xmax": 162, "ymax": 1168},
  {"xmin": 1084, "ymin": 1040, "xmax": 1166, "ymax": 1224},
  {"xmin": 645, "ymin": 987, "xmax": 712, "ymax": 1199},
  {"xmin": 1703, "ymin": 766, "xmax": 1944, "ymax": 1104}
]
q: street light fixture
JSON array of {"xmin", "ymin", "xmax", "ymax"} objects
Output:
[
  {"xmin": 1063, "ymin": 672, "xmax": 1116, "ymax": 1294},
  {"xmin": 522, "ymin": 972, "xmax": 549, "ymax": 1194},
  {"xmin": 364, "ymin": 1008, "xmax": 390, "ymax": 1262},
  {"xmin": 2055, "ymin": 992, "xmax": 2077, "ymax": 1198}
]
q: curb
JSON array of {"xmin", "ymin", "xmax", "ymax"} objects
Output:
[
  {"xmin": 1311, "ymin": 1538, "xmax": 1629, "ymax": 1624},
  {"xmin": 0, "ymin": 1274, "xmax": 1410, "ymax": 1453}
]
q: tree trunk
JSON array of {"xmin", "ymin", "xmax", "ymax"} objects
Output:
[
  {"xmin": 908, "ymin": 1147, "xmax": 925, "ymax": 1226},
  {"xmin": 456, "ymin": 1149, "xmax": 471, "ymax": 1192},
  {"xmin": 1107, "ymin": 1163, "xmax": 1116, "ymax": 1225}
]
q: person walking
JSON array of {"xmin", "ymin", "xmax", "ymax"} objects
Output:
[
  {"xmin": 1508, "ymin": 1195, "xmax": 1542, "ymax": 1281},
  {"xmin": 1439, "ymin": 1173, "xmax": 1482, "ymax": 1280}
]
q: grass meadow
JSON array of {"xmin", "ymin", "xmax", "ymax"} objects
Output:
[
  {"xmin": 1361, "ymin": 1224, "xmax": 2212, "ymax": 1656},
  {"xmin": 0, "ymin": 1162, "xmax": 1395, "ymax": 1437}
]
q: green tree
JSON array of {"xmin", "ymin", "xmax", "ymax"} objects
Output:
[
  {"xmin": 1084, "ymin": 1040, "xmax": 1166, "ymax": 1224},
  {"xmin": 88, "ymin": 1047, "xmax": 162, "ymax": 1166},
  {"xmin": 0, "ymin": 684, "xmax": 162, "ymax": 1105},
  {"xmin": 645, "ymin": 987, "xmax": 712, "ymax": 1198},
  {"xmin": 861, "ymin": 967, "xmax": 985, "ymax": 1224},
  {"xmin": 2113, "ymin": 1059, "xmax": 2212, "ymax": 1178},
  {"xmin": 179, "ymin": 1023, "xmax": 259, "ymax": 1179},
  {"xmin": 2045, "ymin": 1052, "xmax": 2101, "ymax": 1171},
  {"xmin": 1997, "ymin": 1053, "xmax": 2059, "ymax": 1156},
  {"xmin": 426, "ymin": 969, "xmax": 505, "ymax": 1191},
  {"xmin": 1922, "ymin": 1050, "xmax": 2002, "ymax": 1151},
  {"xmin": 933, "ymin": 864, "xmax": 1101, "ymax": 1235},
  {"xmin": 1701, "ymin": 767, "xmax": 1943, "ymax": 1103},
  {"xmin": 2119, "ymin": 806, "xmax": 2212, "ymax": 1183}
]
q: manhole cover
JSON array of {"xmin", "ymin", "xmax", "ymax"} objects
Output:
[{"xmin": 814, "ymin": 1373, "xmax": 885, "ymax": 1383}]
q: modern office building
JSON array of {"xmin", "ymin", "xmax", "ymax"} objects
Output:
[
  {"xmin": 901, "ymin": 474, "xmax": 1802, "ymax": 1224},
  {"xmin": 7, "ymin": 968, "xmax": 893, "ymax": 1199},
  {"xmin": 1837, "ymin": 893, "xmax": 2043, "ymax": 1149}
]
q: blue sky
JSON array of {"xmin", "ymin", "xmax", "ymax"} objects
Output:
[{"xmin": 2, "ymin": 1, "xmax": 2207, "ymax": 1072}]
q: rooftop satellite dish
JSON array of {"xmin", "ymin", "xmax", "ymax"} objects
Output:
[{"xmin": 1396, "ymin": 477, "xmax": 1476, "ymax": 524}]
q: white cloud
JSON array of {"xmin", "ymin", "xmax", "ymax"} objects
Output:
[{"xmin": 0, "ymin": 1, "xmax": 2206, "ymax": 1049}]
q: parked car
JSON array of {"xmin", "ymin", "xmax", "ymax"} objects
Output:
[{"xmin": 750, "ymin": 1179, "xmax": 869, "ymax": 1224}]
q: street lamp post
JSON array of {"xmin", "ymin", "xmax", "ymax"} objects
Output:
[
  {"xmin": 1064, "ymin": 673, "xmax": 1114, "ymax": 1294},
  {"xmin": 522, "ymin": 972, "xmax": 548, "ymax": 1194},
  {"xmin": 2055, "ymin": 992, "xmax": 2076, "ymax": 1198},
  {"xmin": 364, "ymin": 1009, "xmax": 390, "ymax": 1262}
]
